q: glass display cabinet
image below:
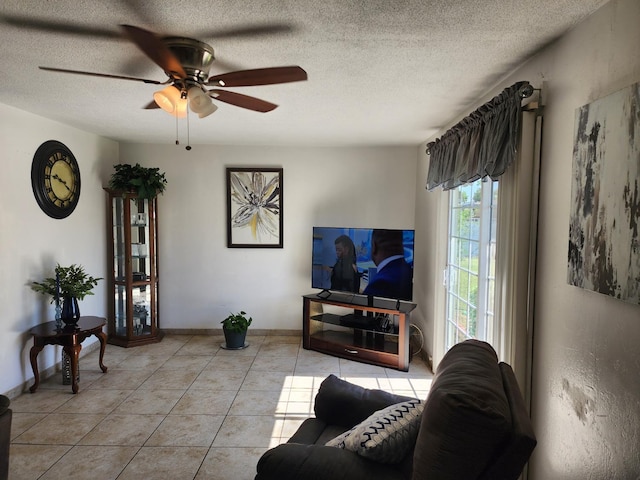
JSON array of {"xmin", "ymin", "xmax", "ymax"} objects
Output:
[{"xmin": 105, "ymin": 189, "xmax": 163, "ymax": 347}]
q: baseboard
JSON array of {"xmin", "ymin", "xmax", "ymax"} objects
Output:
[
  {"xmin": 161, "ymin": 328, "xmax": 302, "ymax": 337},
  {"xmin": 415, "ymin": 349, "xmax": 434, "ymax": 373},
  {"xmin": 3, "ymin": 341, "xmax": 101, "ymax": 400}
]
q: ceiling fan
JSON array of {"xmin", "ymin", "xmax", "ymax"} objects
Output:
[{"xmin": 38, "ymin": 24, "xmax": 308, "ymax": 118}]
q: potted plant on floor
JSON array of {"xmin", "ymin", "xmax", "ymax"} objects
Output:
[
  {"xmin": 30, "ymin": 264, "xmax": 102, "ymax": 326},
  {"xmin": 108, "ymin": 163, "xmax": 167, "ymax": 199},
  {"xmin": 221, "ymin": 311, "xmax": 252, "ymax": 349}
]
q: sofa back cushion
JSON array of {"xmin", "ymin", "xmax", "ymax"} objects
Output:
[
  {"xmin": 315, "ymin": 374, "xmax": 415, "ymax": 428},
  {"xmin": 412, "ymin": 340, "xmax": 512, "ymax": 480}
]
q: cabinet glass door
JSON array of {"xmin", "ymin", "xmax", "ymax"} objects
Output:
[
  {"xmin": 114, "ymin": 284, "xmax": 127, "ymax": 336},
  {"xmin": 130, "ymin": 197, "xmax": 150, "ymax": 281},
  {"xmin": 107, "ymin": 188, "xmax": 162, "ymax": 347},
  {"xmin": 132, "ymin": 285, "xmax": 151, "ymax": 336},
  {"xmin": 112, "ymin": 196, "xmax": 126, "ymax": 282}
]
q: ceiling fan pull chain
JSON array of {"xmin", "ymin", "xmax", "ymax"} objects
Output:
[
  {"xmin": 185, "ymin": 107, "xmax": 192, "ymax": 151},
  {"xmin": 175, "ymin": 111, "xmax": 180, "ymax": 145}
]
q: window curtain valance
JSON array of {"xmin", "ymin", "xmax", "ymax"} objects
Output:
[{"xmin": 425, "ymin": 81, "xmax": 533, "ymax": 191}]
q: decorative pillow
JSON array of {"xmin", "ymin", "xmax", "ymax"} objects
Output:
[
  {"xmin": 325, "ymin": 398, "xmax": 423, "ymax": 464},
  {"xmin": 324, "ymin": 425, "xmax": 354, "ymax": 449}
]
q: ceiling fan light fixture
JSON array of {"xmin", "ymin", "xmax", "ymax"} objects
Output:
[
  {"xmin": 188, "ymin": 87, "xmax": 217, "ymax": 118},
  {"xmin": 196, "ymin": 101, "xmax": 218, "ymax": 119},
  {"xmin": 153, "ymin": 85, "xmax": 187, "ymax": 118}
]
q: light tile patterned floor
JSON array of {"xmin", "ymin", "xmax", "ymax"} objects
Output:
[{"xmin": 8, "ymin": 334, "xmax": 433, "ymax": 480}]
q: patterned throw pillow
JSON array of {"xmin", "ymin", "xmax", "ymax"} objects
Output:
[
  {"xmin": 325, "ymin": 398, "xmax": 423, "ymax": 464},
  {"xmin": 325, "ymin": 426, "xmax": 355, "ymax": 449}
]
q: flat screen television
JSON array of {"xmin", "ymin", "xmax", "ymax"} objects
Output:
[{"xmin": 312, "ymin": 227, "xmax": 415, "ymax": 301}]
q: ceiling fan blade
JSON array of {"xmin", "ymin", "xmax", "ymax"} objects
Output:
[
  {"xmin": 143, "ymin": 100, "xmax": 160, "ymax": 109},
  {"xmin": 208, "ymin": 90, "xmax": 278, "ymax": 113},
  {"xmin": 207, "ymin": 66, "xmax": 307, "ymax": 87},
  {"xmin": 120, "ymin": 25, "xmax": 187, "ymax": 79},
  {"xmin": 39, "ymin": 66, "xmax": 164, "ymax": 84},
  {"xmin": 195, "ymin": 23, "xmax": 296, "ymax": 40},
  {"xmin": 209, "ymin": 56, "xmax": 246, "ymax": 75},
  {"xmin": 0, "ymin": 14, "xmax": 121, "ymax": 39}
]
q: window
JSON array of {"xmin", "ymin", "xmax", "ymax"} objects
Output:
[
  {"xmin": 429, "ymin": 98, "xmax": 539, "ymax": 377},
  {"xmin": 445, "ymin": 178, "xmax": 498, "ymax": 350}
]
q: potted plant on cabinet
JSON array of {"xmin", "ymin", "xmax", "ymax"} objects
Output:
[
  {"xmin": 108, "ymin": 163, "xmax": 167, "ymax": 199},
  {"xmin": 31, "ymin": 264, "xmax": 102, "ymax": 326},
  {"xmin": 221, "ymin": 311, "xmax": 252, "ymax": 349}
]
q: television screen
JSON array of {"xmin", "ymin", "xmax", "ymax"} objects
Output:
[{"xmin": 312, "ymin": 227, "xmax": 415, "ymax": 301}]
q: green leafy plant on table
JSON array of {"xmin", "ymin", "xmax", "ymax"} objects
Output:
[{"xmin": 30, "ymin": 264, "xmax": 102, "ymax": 301}]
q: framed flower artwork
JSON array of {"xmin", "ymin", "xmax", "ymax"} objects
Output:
[{"xmin": 226, "ymin": 167, "xmax": 283, "ymax": 248}]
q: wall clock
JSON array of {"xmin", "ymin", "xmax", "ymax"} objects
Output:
[{"xmin": 31, "ymin": 140, "xmax": 81, "ymax": 219}]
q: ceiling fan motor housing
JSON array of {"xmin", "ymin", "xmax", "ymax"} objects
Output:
[{"xmin": 163, "ymin": 37, "xmax": 214, "ymax": 83}]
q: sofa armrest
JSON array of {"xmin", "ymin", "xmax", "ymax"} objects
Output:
[
  {"xmin": 255, "ymin": 443, "xmax": 406, "ymax": 480},
  {"xmin": 412, "ymin": 340, "xmax": 513, "ymax": 480},
  {"xmin": 314, "ymin": 374, "xmax": 416, "ymax": 427},
  {"xmin": 478, "ymin": 363, "xmax": 537, "ymax": 480}
]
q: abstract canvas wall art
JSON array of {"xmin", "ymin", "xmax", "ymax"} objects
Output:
[
  {"xmin": 567, "ymin": 82, "xmax": 640, "ymax": 304},
  {"xmin": 226, "ymin": 167, "xmax": 283, "ymax": 248}
]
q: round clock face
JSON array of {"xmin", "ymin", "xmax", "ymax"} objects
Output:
[{"xmin": 31, "ymin": 140, "xmax": 81, "ymax": 219}]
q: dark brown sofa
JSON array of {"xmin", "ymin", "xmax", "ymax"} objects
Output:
[
  {"xmin": 0, "ymin": 395, "xmax": 11, "ymax": 480},
  {"xmin": 255, "ymin": 339, "xmax": 536, "ymax": 480}
]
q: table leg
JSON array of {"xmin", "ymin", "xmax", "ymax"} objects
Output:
[
  {"xmin": 64, "ymin": 344, "xmax": 82, "ymax": 394},
  {"xmin": 28, "ymin": 344, "xmax": 44, "ymax": 393},
  {"xmin": 95, "ymin": 330, "xmax": 108, "ymax": 373}
]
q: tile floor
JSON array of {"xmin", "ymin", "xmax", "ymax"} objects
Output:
[{"xmin": 8, "ymin": 334, "xmax": 433, "ymax": 480}]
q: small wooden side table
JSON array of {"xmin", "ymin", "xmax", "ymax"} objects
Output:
[{"xmin": 28, "ymin": 316, "xmax": 108, "ymax": 394}]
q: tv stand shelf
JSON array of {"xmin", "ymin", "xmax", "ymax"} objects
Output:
[{"xmin": 302, "ymin": 293, "xmax": 417, "ymax": 371}]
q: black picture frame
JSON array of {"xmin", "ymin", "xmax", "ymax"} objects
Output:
[{"xmin": 226, "ymin": 167, "xmax": 283, "ymax": 248}]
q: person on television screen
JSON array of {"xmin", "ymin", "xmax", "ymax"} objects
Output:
[
  {"xmin": 363, "ymin": 229, "xmax": 413, "ymax": 300},
  {"xmin": 330, "ymin": 235, "xmax": 360, "ymax": 293}
]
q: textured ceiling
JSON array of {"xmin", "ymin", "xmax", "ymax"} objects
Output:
[{"xmin": 0, "ymin": 0, "xmax": 608, "ymax": 147}]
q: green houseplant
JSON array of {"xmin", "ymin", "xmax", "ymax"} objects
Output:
[
  {"xmin": 31, "ymin": 264, "xmax": 102, "ymax": 325},
  {"xmin": 108, "ymin": 163, "xmax": 167, "ymax": 199},
  {"xmin": 221, "ymin": 311, "xmax": 252, "ymax": 349}
]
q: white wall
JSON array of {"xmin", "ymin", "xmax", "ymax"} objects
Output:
[
  {"xmin": 0, "ymin": 103, "xmax": 118, "ymax": 396},
  {"xmin": 522, "ymin": 1, "xmax": 640, "ymax": 477},
  {"xmin": 412, "ymin": 145, "xmax": 442, "ymax": 367},
  {"xmin": 1, "ymin": 132, "xmax": 416, "ymax": 396},
  {"xmin": 0, "ymin": 112, "xmax": 416, "ymax": 397},
  {"xmin": 416, "ymin": 0, "xmax": 640, "ymax": 477},
  {"xmin": 118, "ymin": 143, "xmax": 418, "ymax": 331}
]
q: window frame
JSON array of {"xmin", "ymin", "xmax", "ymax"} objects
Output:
[{"xmin": 444, "ymin": 179, "xmax": 498, "ymax": 350}]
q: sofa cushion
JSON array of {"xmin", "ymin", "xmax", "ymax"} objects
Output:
[
  {"xmin": 255, "ymin": 443, "xmax": 408, "ymax": 480},
  {"xmin": 326, "ymin": 398, "xmax": 423, "ymax": 464},
  {"xmin": 288, "ymin": 418, "xmax": 348, "ymax": 446},
  {"xmin": 314, "ymin": 374, "xmax": 415, "ymax": 428},
  {"xmin": 412, "ymin": 339, "xmax": 512, "ymax": 480}
]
